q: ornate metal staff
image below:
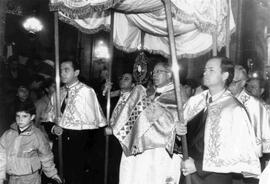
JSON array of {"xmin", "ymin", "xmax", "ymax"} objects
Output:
[
  {"xmin": 162, "ymin": 1, "xmax": 191, "ymax": 184},
  {"xmin": 54, "ymin": 12, "xmax": 63, "ymax": 178}
]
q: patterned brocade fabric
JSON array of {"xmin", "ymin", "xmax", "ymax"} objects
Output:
[
  {"xmin": 237, "ymin": 90, "xmax": 270, "ymax": 155},
  {"xmin": 45, "ymin": 81, "xmax": 106, "ymax": 130},
  {"xmin": 111, "ymin": 85, "xmax": 179, "ymax": 156},
  {"xmin": 184, "ymin": 90, "xmax": 261, "ymax": 178}
]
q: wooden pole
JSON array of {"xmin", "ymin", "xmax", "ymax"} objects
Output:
[
  {"xmin": 162, "ymin": 1, "xmax": 191, "ymax": 184},
  {"xmin": 235, "ymin": 0, "xmax": 243, "ymax": 65},
  {"xmin": 212, "ymin": 0, "xmax": 218, "ymax": 57},
  {"xmin": 54, "ymin": 12, "xmax": 63, "ymax": 178},
  {"xmin": 226, "ymin": 0, "xmax": 231, "ymax": 57},
  {"xmin": 0, "ymin": 0, "xmax": 7, "ymax": 64},
  {"xmin": 212, "ymin": 32, "xmax": 218, "ymax": 56},
  {"xmin": 104, "ymin": 10, "xmax": 114, "ymax": 184}
]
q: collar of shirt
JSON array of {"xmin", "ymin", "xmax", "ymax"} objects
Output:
[
  {"xmin": 156, "ymin": 82, "xmax": 174, "ymax": 94},
  {"xmin": 17, "ymin": 123, "xmax": 33, "ymax": 135},
  {"xmin": 235, "ymin": 88, "xmax": 245, "ymax": 98},
  {"xmin": 65, "ymin": 80, "xmax": 79, "ymax": 90},
  {"xmin": 207, "ymin": 89, "xmax": 226, "ymax": 103}
]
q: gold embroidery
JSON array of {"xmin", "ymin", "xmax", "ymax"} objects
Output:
[{"xmin": 206, "ymin": 104, "xmax": 222, "ymax": 165}]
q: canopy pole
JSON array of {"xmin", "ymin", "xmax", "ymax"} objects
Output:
[
  {"xmin": 235, "ymin": 0, "xmax": 243, "ymax": 65},
  {"xmin": 212, "ymin": 32, "xmax": 218, "ymax": 56},
  {"xmin": 212, "ymin": 1, "xmax": 218, "ymax": 57},
  {"xmin": 104, "ymin": 10, "xmax": 114, "ymax": 184},
  {"xmin": 54, "ymin": 12, "xmax": 63, "ymax": 178},
  {"xmin": 162, "ymin": 1, "xmax": 191, "ymax": 184},
  {"xmin": 225, "ymin": 0, "xmax": 231, "ymax": 57}
]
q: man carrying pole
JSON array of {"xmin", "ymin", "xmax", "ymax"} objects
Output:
[
  {"xmin": 182, "ymin": 57, "xmax": 261, "ymax": 184},
  {"xmin": 162, "ymin": 0, "xmax": 192, "ymax": 183},
  {"xmin": 45, "ymin": 59, "xmax": 106, "ymax": 184}
]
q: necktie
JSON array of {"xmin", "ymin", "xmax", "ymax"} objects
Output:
[
  {"xmin": 154, "ymin": 92, "xmax": 161, "ymax": 98},
  {"xmin": 192, "ymin": 96, "xmax": 212, "ymax": 152},
  {"xmin": 61, "ymin": 89, "xmax": 69, "ymax": 113},
  {"xmin": 202, "ymin": 96, "xmax": 212, "ymax": 122},
  {"xmin": 208, "ymin": 96, "xmax": 213, "ymax": 104}
]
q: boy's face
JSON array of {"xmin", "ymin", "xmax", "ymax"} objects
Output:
[
  {"xmin": 16, "ymin": 111, "xmax": 35, "ymax": 130},
  {"xmin": 60, "ymin": 62, "xmax": 79, "ymax": 85}
]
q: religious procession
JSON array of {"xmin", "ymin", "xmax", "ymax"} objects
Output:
[{"xmin": 0, "ymin": 0, "xmax": 270, "ymax": 184}]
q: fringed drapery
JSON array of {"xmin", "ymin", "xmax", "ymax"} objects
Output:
[{"xmin": 50, "ymin": 0, "xmax": 235, "ymax": 58}]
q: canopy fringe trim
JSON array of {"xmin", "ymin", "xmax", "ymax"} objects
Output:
[
  {"xmin": 113, "ymin": 42, "xmax": 213, "ymax": 59},
  {"xmin": 59, "ymin": 14, "xmax": 111, "ymax": 33},
  {"xmin": 49, "ymin": 0, "xmax": 123, "ymax": 19},
  {"xmin": 171, "ymin": 4, "xmax": 217, "ymax": 34}
]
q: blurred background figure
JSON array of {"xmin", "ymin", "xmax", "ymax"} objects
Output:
[
  {"xmin": 35, "ymin": 78, "xmax": 55, "ymax": 129},
  {"xmin": 7, "ymin": 85, "xmax": 33, "ymax": 124},
  {"xmin": 29, "ymin": 74, "xmax": 46, "ymax": 102},
  {"xmin": 246, "ymin": 77, "xmax": 266, "ymax": 100},
  {"xmin": 182, "ymin": 79, "xmax": 197, "ymax": 99}
]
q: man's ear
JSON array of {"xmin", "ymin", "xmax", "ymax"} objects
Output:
[
  {"xmin": 260, "ymin": 88, "xmax": 265, "ymax": 96},
  {"xmin": 31, "ymin": 115, "xmax": 35, "ymax": 121},
  {"xmin": 222, "ymin": 72, "xmax": 229, "ymax": 83},
  {"xmin": 131, "ymin": 83, "xmax": 135, "ymax": 88},
  {"xmin": 167, "ymin": 72, "xmax": 173, "ymax": 79},
  {"xmin": 74, "ymin": 69, "xmax": 80, "ymax": 77}
]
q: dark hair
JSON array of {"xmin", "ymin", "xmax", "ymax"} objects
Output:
[
  {"xmin": 61, "ymin": 60, "xmax": 80, "ymax": 71},
  {"xmin": 247, "ymin": 77, "xmax": 266, "ymax": 90},
  {"xmin": 42, "ymin": 78, "xmax": 55, "ymax": 89},
  {"xmin": 41, "ymin": 78, "xmax": 55, "ymax": 95},
  {"xmin": 120, "ymin": 72, "xmax": 135, "ymax": 83},
  {"xmin": 17, "ymin": 85, "xmax": 30, "ymax": 91},
  {"xmin": 7, "ymin": 55, "xmax": 18, "ymax": 64},
  {"xmin": 154, "ymin": 61, "xmax": 171, "ymax": 71},
  {"xmin": 182, "ymin": 79, "xmax": 197, "ymax": 89},
  {"xmin": 15, "ymin": 100, "xmax": 36, "ymax": 115},
  {"xmin": 211, "ymin": 56, "xmax": 234, "ymax": 87}
]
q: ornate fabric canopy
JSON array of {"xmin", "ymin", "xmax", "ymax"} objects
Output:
[{"xmin": 50, "ymin": 0, "xmax": 235, "ymax": 58}]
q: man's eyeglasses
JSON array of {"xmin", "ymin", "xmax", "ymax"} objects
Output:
[{"xmin": 152, "ymin": 70, "xmax": 168, "ymax": 75}]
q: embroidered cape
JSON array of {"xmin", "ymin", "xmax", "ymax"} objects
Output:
[
  {"xmin": 236, "ymin": 89, "xmax": 270, "ymax": 155},
  {"xmin": 45, "ymin": 81, "xmax": 106, "ymax": 130},
  {"xmin": 184, "ymin": 90, "xmax": 261, "ymax": 178}
]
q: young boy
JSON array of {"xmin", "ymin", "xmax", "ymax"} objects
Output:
[{"xmin": 0, "ymin": 101, "xmax": 61, "ymax": 184}]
